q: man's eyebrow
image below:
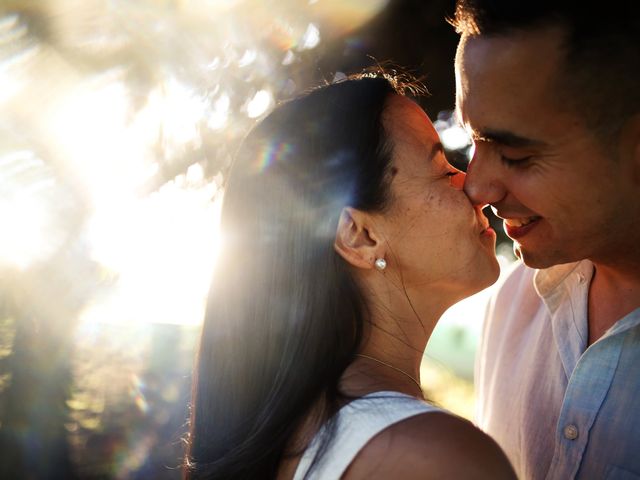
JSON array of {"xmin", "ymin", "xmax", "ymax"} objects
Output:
[{"xmin": 471, "ymin": 129, "xmax": 547, "ymax": 148}]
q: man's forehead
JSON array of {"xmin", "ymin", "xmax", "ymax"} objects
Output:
[
  {"xmin": 456, "ymin": 27, "xmax": 566, "ymax": 80},
  {"xmin": 455, "ymin": 29, "xmax": 569, "ymax": 147}
]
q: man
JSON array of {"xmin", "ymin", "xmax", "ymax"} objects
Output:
[{"xmin": 451, "ymin": 1, "xmax": 640, "ymax": 479}]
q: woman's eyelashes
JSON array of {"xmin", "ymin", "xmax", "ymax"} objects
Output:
[
  {"xmin": 446, "ymin": 170, "xmax": 465, "ymax": 189},
  {"xmin": 447, "ymin": 170, "xmax": 463, "ymax": 181}
]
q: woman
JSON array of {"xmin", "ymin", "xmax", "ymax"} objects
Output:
[{"xmin": 185, "ymin": 73, "xmax": 515, "ymax": 479}]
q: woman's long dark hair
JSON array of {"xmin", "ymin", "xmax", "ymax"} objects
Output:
[{"xmin": 185, "ymin": 75, "xmax": 408, "ymax": 479}]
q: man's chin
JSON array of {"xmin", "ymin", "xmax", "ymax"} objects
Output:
[{"xmin": 513, "ymin": 243, "xmax": 567, "ymax": 270}]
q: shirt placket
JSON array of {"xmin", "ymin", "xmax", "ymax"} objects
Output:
[{"xmin": 545, "ymin": 334, "xmax": 624, "ymax": 480}]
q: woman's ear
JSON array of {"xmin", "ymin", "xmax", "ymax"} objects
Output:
[{"xmin": 334, "ymin": 207, "xmax": 383, "ymax": 269}]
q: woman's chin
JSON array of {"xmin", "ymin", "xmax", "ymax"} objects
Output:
[
  {"xmin": 478, "ymin": 257, "xmax": 501, "ymax": 291},
  {"xmin": 487, "ymin": 255, "xmax": 501, "ymax": 285},
  {"xmin": 457, "ymin": 258, "xmax": 501, "ymax": 300}
]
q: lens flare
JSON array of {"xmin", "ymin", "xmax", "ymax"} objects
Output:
[
  {"xmin": 254, "ymin": 142, "xmax": 293, "ymax": 173},
  {"xmin": 130, "ymin": 374, "xmax": 149, "ymax": 414}
]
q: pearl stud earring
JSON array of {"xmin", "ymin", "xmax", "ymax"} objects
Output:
[{"xmin": 374, "ymin": 258, "xmax": 387, "ymax": 271}]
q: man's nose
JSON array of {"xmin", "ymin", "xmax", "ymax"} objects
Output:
[{"xmin": 463, "ymin": 151, "xmax": 506, "ymax": 207}]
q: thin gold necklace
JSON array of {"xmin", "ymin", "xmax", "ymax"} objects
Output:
[{"xmin": 355, "ymin": 353, "xmax": 422, "ymax": 390}]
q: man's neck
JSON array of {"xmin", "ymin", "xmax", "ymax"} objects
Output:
[{"xmin": 588, "ymin": 261, "xmax": 640, "ymax": 345}]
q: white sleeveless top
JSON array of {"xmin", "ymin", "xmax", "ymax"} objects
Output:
[{"xmin": 293, "ymin": 391, "xmax": 442, "ymax": 480}]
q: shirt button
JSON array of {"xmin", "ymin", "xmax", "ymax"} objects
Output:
[
  {"xmin": 564, "ymin": 424, "xmax": 579, "ymax": 440},
  {"xmin": 577, "ymin": 273, "xmax": 585, "ymax": 284}
]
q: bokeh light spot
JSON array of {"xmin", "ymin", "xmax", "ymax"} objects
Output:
[
  {"xmin": 300, "ymin": 23, "xmax": 320, "ymax": 50},
  {"xmin": 246, "ymin": 89, "xmax": 274, "ymax": 118}
]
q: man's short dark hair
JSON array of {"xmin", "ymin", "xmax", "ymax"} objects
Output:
[{"xmin": 452, "ymin": 0, "xmax": 640, "ymax": 143}]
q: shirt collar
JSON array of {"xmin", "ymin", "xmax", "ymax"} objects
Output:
[
  {"xmin": 534, "ymin": 259, "xmax": 640, "ymax": 340},
  {"xmin": 532, "ymin": 261, "xmax": 593, "ymax": 376},
  {"xmin": 533, "ymin": 260, "xmax": 594, "ymax": 303}
]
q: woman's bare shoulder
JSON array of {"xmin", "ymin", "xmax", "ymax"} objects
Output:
[{"xmin": 342, "ymin": 410, "xmax": 516, "ymax": 479}]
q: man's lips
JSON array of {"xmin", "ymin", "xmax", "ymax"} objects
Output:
[{"xmin": 502, "ymin": 216, "xmax": 542, "ymax": 239}]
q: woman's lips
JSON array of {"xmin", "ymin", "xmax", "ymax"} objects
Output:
[
  {"xmin": 480, "ymin": 226, "xmax": 496, "ymax": 241},
  {"xmin": 477, "ymin": 217, "xmax": 495, "ymax": 239},
  {"xmin": 503, "ymin": 216, "xmax": 541, "ymax": 239}
]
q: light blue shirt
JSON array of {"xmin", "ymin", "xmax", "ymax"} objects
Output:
[{"xmin": 476, "ymin": 260, "xmax": 640, "ymax": 480}]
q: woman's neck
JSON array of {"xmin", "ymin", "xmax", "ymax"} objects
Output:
[{"xmin": 339, "ymin": 308, "xmax": 439, "ymax": 399}]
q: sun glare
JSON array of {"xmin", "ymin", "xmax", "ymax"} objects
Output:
[
  {"xmin": 0, "ymin": 152, "xmax": 52, "ymax": 269},
  {"xmin": 81, "ymin": 178, "xmax": 222, "ymax": 327},
  {"xmin": 2, "ymin": 0, "xmax": 393, "ymax": 329},
  {"xmin": 0, "ymin": 149, "xmax": 70, "ymax": 270},
  {"xmin": 46, "ymin": 73, "xmax": 148, "ymax": 206}
]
